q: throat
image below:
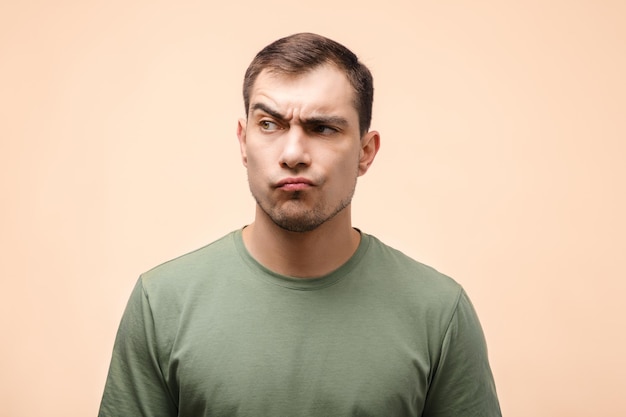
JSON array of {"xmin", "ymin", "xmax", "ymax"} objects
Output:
[{"xmin": 241, "ymin": 222, "xmax": 360, "ymax": 278}]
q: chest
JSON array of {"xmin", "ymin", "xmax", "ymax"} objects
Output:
[{"xmin": 166, "ymin": 289, "xmax": 432, "ymax": 416}]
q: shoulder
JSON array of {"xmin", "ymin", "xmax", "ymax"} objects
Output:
[
  {"xmin": 355, "ymin": 234, "xmax": 479, "ymax": 357},
  {"xmin": 139, "ymin": 230, "xmax": 241, "ymax": 297},
  {"xmin": 362, "ymin": 233, "xmax": 462, "ymax": 300}
]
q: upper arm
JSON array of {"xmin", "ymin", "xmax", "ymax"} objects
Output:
[
  {"xmin": 422, "ymin": 290, "xmax": 501, "ymax": 417},
  {"xmin": 98, "ymin": 278, "xmax": 178, "ymax": 417}
]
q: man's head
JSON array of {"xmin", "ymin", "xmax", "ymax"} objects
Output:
[
  {"xmin": 243, "ymin": 33, "xmax": 374, "ymax": 136},
  {"xmin": 237, "ymin": 34, "xmax": 380, "ymax": 234}
]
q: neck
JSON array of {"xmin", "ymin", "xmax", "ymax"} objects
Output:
[{"xmin": 242, "ymin": 206, "xmax": 360, "ymax": 278}]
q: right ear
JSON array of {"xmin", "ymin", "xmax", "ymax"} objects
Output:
[{"xmin": 237, "ymin": 118, "xmax": 247, "ymax": 167}]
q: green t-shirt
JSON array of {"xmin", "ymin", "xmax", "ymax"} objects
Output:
[{"xmin": 99, "ymin": 230, "xmax": 500, "ymax": 416}]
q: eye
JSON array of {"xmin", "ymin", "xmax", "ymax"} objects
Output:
[
  {"xmin": 311, "ymin": 125, "xmax": 338, "ymax": 135},
  {"xmin": 259, "ymin": 120, "xmax": 280, "ymax": 131}
]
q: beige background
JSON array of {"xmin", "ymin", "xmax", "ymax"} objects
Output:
[{"xmin": 1, "ymin": 1, "xmax": 625, "ymax": 416}]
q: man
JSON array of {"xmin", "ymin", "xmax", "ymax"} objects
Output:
[{"xmin": 99, "ymin": 33, "xmax": 501, "ymax": 416}]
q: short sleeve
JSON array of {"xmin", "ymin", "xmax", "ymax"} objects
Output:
[
  {"xmin": 422, "ymin": 289, "xmax": 501, "ymax": 417},
  {"xmin": 98, "ymin": 278, "xmax": 178, "ymax": 417}
]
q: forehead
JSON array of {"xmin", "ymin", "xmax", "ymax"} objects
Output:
[{"xmin": 249, "ymin": 65, "xmax": 358, "ymax": 119}]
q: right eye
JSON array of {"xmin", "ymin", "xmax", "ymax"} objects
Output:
[{"xmin": 260, "ymin": 120, "xmax": 279, "ymax": 131}]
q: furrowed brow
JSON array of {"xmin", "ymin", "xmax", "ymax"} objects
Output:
[
  {"xmin": 250, "ymin": 102, "xmax": 349, "ymax": 128},
  {"xmin": 302, "ymin": 115, "xmax": 349, "ymax": 128},
  {"xmin": 250, "ymin": 103, "xmax": 285, "ymax": 121}
]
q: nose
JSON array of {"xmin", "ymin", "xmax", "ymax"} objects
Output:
[{"xmin": 279, "ymin": 126, "xmax": 311, "ymax": 169}]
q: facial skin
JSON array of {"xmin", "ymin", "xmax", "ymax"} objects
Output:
[{"xmin": 237, "ymin": 64, "xmax": 379, "ymax": 234}]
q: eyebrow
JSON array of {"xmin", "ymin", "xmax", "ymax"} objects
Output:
[
  {"xmin": 250, "ymin": 102, "xmax": 349, "ymax": 128},
  {"xmin": 251, "ymin": 102, "xmax": 285, "ymax": 121}
]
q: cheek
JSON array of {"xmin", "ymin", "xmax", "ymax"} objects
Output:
[
  {"xmin": 247, "ymin": 142, "xmax": 276, "ymax": 164},
  {"xmin": 338, "ymin": 148, "xmax": 362, "ymax": 174},
  {"xmin": 329, "ymin": 154, "xmax": 360, "ymax": 189},
  {"xmin": 245, "ymin": 152, "xmax": 274, "ymax": 182},
  {"xmin": 245, "ymin": 146, "xmax": 266, "ymax": 169}
]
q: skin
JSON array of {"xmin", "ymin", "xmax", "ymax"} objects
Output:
[{"xmin": 237, "ymin": 64, "xmax": 380, "ymax": 278}]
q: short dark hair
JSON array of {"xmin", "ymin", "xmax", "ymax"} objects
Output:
[{"xmin": 243, "ymin": 33, "xmax": 374, "ymax": 135}]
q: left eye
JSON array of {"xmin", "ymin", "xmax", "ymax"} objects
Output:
[{"xmin": 312, "ymin": 125, "xmax": 337, "ymax": 135}]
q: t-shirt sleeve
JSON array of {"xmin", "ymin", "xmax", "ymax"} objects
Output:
[
  {"xmin": 422, "ymin": 289, "xmax": 502, "ymax": 417},
  {"xmin": 98, "ymin": 278, "xmax": 178, "ymax": 417}
]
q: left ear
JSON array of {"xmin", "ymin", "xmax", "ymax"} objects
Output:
[{"xmin": 358, "ymin": 130, "xmax": 380, "ymax": 176}]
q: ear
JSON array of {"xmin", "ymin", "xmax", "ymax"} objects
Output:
[
  {"xmin": 358, "ymin": 130, "xmax": 380, "ymax": 176},
  {"xmin": 236, "ymin": 118, "xmax": 248, "ymax": 167}
]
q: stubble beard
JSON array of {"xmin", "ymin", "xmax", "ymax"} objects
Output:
[{"xmin": 250, "ymin": 179, "xmax": 357, "ymax": 233}]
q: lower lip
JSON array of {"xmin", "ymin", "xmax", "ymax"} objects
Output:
[{"xmin": 279, "ymin": 183, "xmax": 312, "ymax": 191}]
